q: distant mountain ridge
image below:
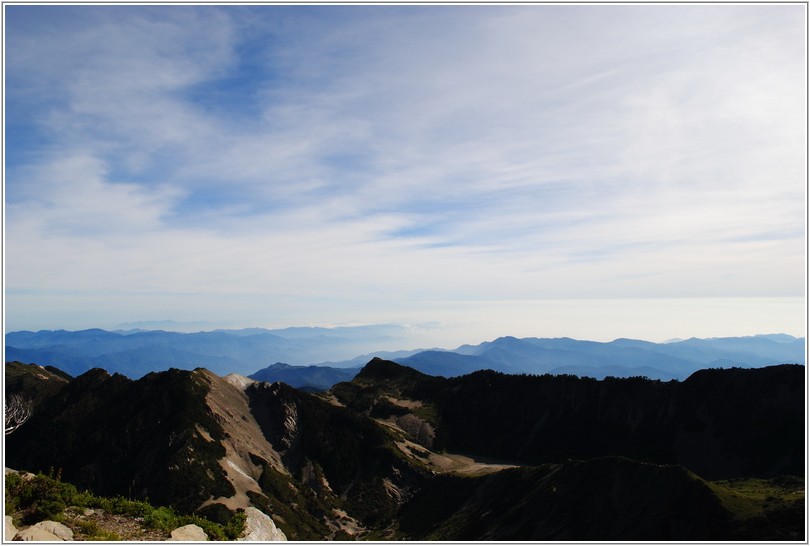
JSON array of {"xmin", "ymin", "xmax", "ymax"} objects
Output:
[
  {"xmin": 5, "ymin": 328, "xmax": 804, "ymax": 383},
  {"xmin": 428, "ymin": 334, "xmax": 805, "ymax": 379}
]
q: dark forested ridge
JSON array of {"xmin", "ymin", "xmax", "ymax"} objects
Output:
[
  {"xmin": 4, "ymin": 359, "xmax": 805, "ymax": 541},
  {"xmin": 333, "ymin": 359, "xmax": 804, "ymax": 479}
]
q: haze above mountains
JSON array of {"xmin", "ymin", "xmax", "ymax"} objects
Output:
[{"xmin": 5, "ymin": 326, "xmax": 804, "ymax": 389}]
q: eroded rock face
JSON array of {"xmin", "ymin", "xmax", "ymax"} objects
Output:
[
  {"xmin": 247, "ymin": 382, "xmax": 301, "ymax": 453},
  {"xmin": 239, "ymin": 507, "xmax": 288, "ymax": 541},
  {"xmin": 197, "ymin": 369, "xmax": 287, "ymax": 512},
  {"xmin": 168, "ymin": 524, "xmax": 208, "ymax": 541}
]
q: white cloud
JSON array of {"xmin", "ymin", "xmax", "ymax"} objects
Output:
[{"xmin": 4, "ymin": 5, "xmax": 805, "ymax": 337}]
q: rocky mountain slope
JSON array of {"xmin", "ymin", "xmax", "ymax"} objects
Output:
[
  {"xmin": 5, "ymin": 363, "xmax": 433, "ymax": 539},
  {"xmin": 5, "ymin": 361, "xmax": 72, "ymax": 407},
  {"xmin": 4, "ymin": 359, "xmax": 805, "ymax": 540}
]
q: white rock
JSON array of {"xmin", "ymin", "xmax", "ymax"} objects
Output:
[
  {"xmin": 14, "ymin": 527, "xmax": 64, "ymax": 541},
  {"xmin": 33, "ymin": 521, "xmax": 74, "ymax": 540},
  {"xmin": 223, "ymin": 374, "xmax": 257, "ymax": 390},
  {"xmin": 239, "ymin": 507, "xmax": 287, "ymax": 541},
  {"xmin": 168, "ymin": 524, "xmax": 209, "ymax": 541},
  {"xmin": 5, "ymin": 516, "xmax": 18, "ymax": 542}
]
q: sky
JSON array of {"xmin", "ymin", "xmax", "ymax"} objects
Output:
[{"xmin": 3, "ymin": 4, "xmax": 807, "ymax": 347}]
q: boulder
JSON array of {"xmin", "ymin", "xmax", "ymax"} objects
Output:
[
  {"xmin": 168, "ymin": 524, "xmax": 208, "ymax": 541},
  {"xmin": 33, "ymin": 521, "xmax": 74, "ymax": 540},
  {"xmin": 5, "ymin": 516, "xmax": 18, "ymax": 542},
  {"xmin": 14, "ymin": 526, "xmax": 63, "ymax": 541},
  {"xmin": 239, "ymin": 507, "xmax": 287, "ymax": 541}
]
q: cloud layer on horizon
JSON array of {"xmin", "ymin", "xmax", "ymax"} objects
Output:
[{"xmin": 4, "ymin": 5, "xmax": 806, "ymax": 335}]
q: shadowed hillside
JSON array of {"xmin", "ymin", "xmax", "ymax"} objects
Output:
[{"xmin": 397, "ymin": 457, "xmax": 804, "ymax": 541}]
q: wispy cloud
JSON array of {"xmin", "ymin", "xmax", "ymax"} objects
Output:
[{"xmin": 4, "ymin": 4, "xmax": 805, "ymax": 338}]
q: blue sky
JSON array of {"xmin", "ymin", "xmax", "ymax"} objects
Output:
[{"xmin": 4, "ymin": 4, "xmax": 806, "ymax": 345}]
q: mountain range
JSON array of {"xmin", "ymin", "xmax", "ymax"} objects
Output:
[
  {"xmin": 4, "ymin": 325, "xmax": 421, "ymax": 378},
  {"xmin": 5, "ymin": 328, "xmax": 805, "ymax": 384},
  {"xmin": 4, "ymin": 358, "xmax": 805, "ymax": 540},
  {"xmin": 251, "ymin": 332, "xmax": 805, "ymax": 388}
]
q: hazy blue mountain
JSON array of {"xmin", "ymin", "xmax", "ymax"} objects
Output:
[
  {"xmin": 659, "ymin": 336, "xmax": 805, "ymax": 367},
  {"xmin": 249, "ymin": 362, "xmax": 361, "ymax": 391},
  {"xmin": 395, "ymin": 350, "xmax": 503, "ymax": 377},
  {"xmin": 417, "ymin": 334, "xmax": 805, "ymax": 381},
  {"xmin": 4, "ymin": 325, "xmax": 421, "ymax": 378},
  {"xmin": 311, "ymin": 348, "xmax": 429, "ymax": 368},
  {"xmin": 406, "ymin": 336, "xmax": 695, "ymax": 379},
  {"xmin": 5, "ymin": 328, "xmax": 804, "ymax": 382}
]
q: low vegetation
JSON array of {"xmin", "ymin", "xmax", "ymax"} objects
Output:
[
  {"xmin": 707, "ymin": 476, "xmax": 805, "ymax": 540},
  {"xmin": 5, "ymin": 470, "xmax": 246, "ymax": 541}
]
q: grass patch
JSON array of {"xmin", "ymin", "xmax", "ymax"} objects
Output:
[
  {"xmin": 73, "ymin": 519, "xmax": 120, "ymax": 540},
  {"xmin": 707, "ymin": 475, "xmax": 805, "ymax": 540},
  {"xmin": 708, "ymin": 476, "xmax": 804, "ymax": 520}
]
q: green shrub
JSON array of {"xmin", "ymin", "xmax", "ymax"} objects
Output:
[
  {"xmin": 29, "ymin": 499, "xmax": 65, "ymax": 522},
  {"xmin": 7, "ymin": 473, "xmax": 73, "ymax": 523},
  {"xmin": 70, "ymin": 489, "xmax": 96, "ymax": 508},
  {"xmin": 76, "ymin": 519, "xmax": 101, "ymax": 535},
  {"xmin": 223, "ymin": 510, "xmax": 247, "ymax": 540},
  {"xmin": 196, "ymin": 502, "xmax": 234, "ymax": 525},
  {"xmin": 180, "ymin": 514, "xmax": 226, "ymax": 541},
  {"xmin": 103, "ymin": 496, "xmax": 153, "ymax": 518},
  {"xmin": 4, "ymin": 473, "xmax": 22, "ymax": 513},
  {"xmin": 143, "ymin": 506, "xmax": 178, "ymax": 531}
]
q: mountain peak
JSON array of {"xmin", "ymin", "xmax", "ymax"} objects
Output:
[{"xmin": 356, "ymin": 357, "xmax": 427, "ymax": 382}]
